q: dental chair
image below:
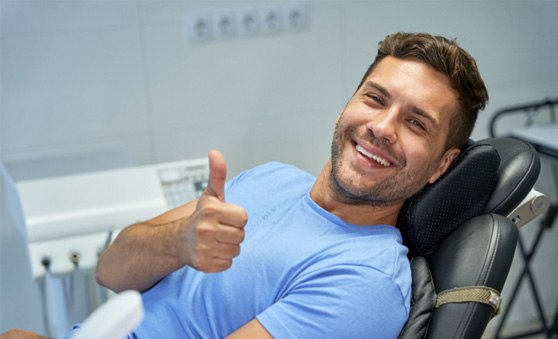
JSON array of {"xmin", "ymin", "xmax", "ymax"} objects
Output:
[
  {"xmin": 73, "ymin": 137, "xmax": 544, "ymax": 339},
  {"xmin": 397, "ymin": 137, "xmax": 545, "ymax": 339}
]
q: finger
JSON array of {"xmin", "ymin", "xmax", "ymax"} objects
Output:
[
  {"xmin": 201, "ymin": 257, "xmax": 233, "ymax": 273},
  {"xmin": 213, "ymin": 242, "xmax": 242, "ymax": 259},
  {"xmin": 205, "ymin": 150, "xmax": 227, "ymax": 201},
  {"xmin": 215, "ymin": 224, "xmax": 245, "ymax": 245},
  {"xmin": 216, "ymin": 203, "xmax": 248, "ymax": 228}
]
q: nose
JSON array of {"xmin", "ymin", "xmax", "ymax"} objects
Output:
[{"xmin": 369, "ymin": 107, "xmax": 398, "ymax": 144}]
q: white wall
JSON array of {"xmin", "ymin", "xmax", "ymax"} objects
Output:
[{"xmin": 1, "ymin": 0, "xmax": 557, "ymax": 335}]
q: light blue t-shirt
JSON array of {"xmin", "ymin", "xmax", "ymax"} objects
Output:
[
  {"xmin": 129, "ymin": 162, "xmax": 411, "ymax": 338},
  {"xmin": 54, "ymin": 162, "xmax": 409, "ymax": 339}
]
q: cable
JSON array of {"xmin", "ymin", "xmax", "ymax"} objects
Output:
[{"xmin": 39, "ymin": 256, "xmax": 53, "ymax": 338}]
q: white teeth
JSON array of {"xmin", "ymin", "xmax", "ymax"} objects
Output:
[{"xmin": 356, "ymin": 144, "xmax": 391, "ymax": 167}]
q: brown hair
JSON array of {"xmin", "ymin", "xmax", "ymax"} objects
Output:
[{"xmin": 357, "ymin": 32, "xmax": 489, "ymax": 149}]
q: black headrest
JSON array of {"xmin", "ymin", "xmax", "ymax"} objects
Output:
[
  {"xmin": 483, "ymin": 137, "xmax": 540, "ymax": 215},
  {"xmin": 397, "ymin": 140, "xmax": 501, "ymax": 257}
]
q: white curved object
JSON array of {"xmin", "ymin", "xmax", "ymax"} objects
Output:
[{"xmin": 72, "ymin": 290, "xmax": 144, "ymax": 339}]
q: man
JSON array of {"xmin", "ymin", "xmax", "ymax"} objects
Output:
[{"xmin": 1, "ymin": 32, "xmax": 488, "ymax": 338}]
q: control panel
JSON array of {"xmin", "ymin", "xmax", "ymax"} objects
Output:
[
  {"xmin": 158, "ymin": 162, "xmax": 208, "ymax": 209},
  {"xmin": 14, "ymin": 158, "xmax": 209, "ymax": 278}
]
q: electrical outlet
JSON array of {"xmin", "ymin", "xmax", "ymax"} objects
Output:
[
  {"xmin": 260, "ymin": 5, "xmax": 283, "ymax": 35},
  {"xmin": 283, "ymin": 2, "xmax": 307, "ymax": 32},
  {"xmin": 237, "ymin": 7, "xmax": 260, "ymax": 37},
  {"xmin": 212, "ymin": 10, "xmax": 236, "ymax": 40},
  {"xmin": 185, "ymin": 11, "xmax": 212, "ymax": 43}
]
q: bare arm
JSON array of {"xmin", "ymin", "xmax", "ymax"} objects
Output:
[
  {"xmin": 95, "ymin": 201, "xmax": 195, "ymax": 293},
  {"xmin": 95, "ymin": 150, "xmax": 247, "ymax": 293}
]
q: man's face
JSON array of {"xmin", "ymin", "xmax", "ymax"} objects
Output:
[{"xmin": 330, "ymin": 56, "xmax": 460, "ymax": 206}]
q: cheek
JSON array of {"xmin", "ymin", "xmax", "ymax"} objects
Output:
[
  {"xmin": 339, "ymin": 101, "xmax": 372, "ymax": 123},
  {"xmin": 403, "ymin": 142, "xmax": 439, "ymax": 172}
]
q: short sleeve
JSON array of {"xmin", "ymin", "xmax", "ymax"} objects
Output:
[{"xmin": 256, "ymin": 264, "xmax": 409, "ymax": 339}]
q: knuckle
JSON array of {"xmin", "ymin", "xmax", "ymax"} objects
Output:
[
  {"xmin": 196, "ymin": 242, "xmax": 211, "ymax": 255},
  {"xmin": 196, "ymin": 223, "xmax": 215, "ymax": 237},
  {"xmin": 198, "ymin": 203, "xmax": 218, "ymax": 218}
]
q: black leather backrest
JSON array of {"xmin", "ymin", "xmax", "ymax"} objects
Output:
[{"xmin": 397, "ymin": 140, "xmax": 501, "ymax": 257}]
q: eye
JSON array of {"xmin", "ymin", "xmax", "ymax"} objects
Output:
[
  {"xmin": 408, "ymin": 118, "xmax": 426, "ymax": 131},
  {"xmin": 365, "ymin": 93, "xmax": 385, "ymax": 106}
]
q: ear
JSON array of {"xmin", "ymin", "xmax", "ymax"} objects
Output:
[{"xmin": 428, "ymin": 147, "xmax": 461, "ymax": 184}]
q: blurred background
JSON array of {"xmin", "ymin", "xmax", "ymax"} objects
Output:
[{"xmin": 1, "ymin": 0, "xmax": 557, "ymax": 337}]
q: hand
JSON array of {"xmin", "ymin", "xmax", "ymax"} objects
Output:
[{"xmin": 179, "ymin": 150, "xmax": 247, "ymax": 273}]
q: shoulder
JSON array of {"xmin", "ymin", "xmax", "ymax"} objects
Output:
[
  {"xmin": 304, "ymin": 229, "xmax": 411, "ymax": 303},
  {"xmin": 299, "ymin": 224, "xmax": 410, "ymax": 280}
]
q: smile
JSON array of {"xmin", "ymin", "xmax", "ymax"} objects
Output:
[{"xmin": 355, "ymin": 144, "xmax": 392, "ymax": 167}]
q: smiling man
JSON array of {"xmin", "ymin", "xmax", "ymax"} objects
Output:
[
  {"xmin": 96, "ymin": 32, "xmax": 488, "ymax": 339},
  {"xmin": 0, "ymin": 32, "xmax": 489, "ymax": 339}
]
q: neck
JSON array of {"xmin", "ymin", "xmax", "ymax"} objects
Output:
[{"xmin": 310, "ymin": 161, "xmax": 402, "ymax": 226}]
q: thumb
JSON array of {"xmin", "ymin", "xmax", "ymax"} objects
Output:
[{"xmin": 205, "ymin": 150, "xmax": 227, "ymax": 201}]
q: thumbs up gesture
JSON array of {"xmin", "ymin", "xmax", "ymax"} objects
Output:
[{"xmin": 181, "ymin": 150, "xmax": 248, "ymax": 273}]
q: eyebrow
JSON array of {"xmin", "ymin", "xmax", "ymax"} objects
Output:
[
  {"xmin": 411, "ymin": 106, "xmax": 440, "ymax": 130},
  {"xmin": 363, "ymin": 81, "xmax": 391, "ymax": 100},
  {"xmin": 363, "ymin": 80, "xmax": 440, "ymax": 129}
]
